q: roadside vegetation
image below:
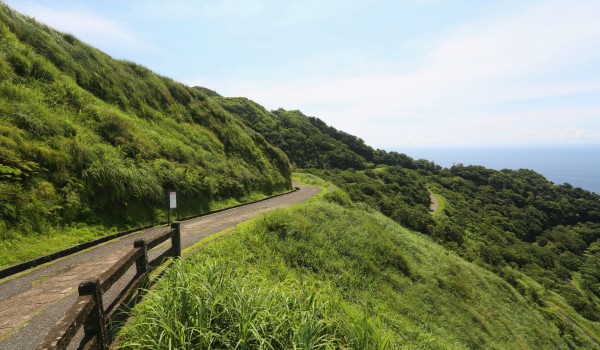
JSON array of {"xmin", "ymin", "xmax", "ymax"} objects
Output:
[
  {"xmin": 118, "ymin": 174, "xmax": 595, "ymax": 349},
  {"xmin": 0, "ymin": 3, "xmax": 291, "ymax": 267}
]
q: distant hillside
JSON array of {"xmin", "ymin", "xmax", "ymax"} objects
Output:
[
  {"xmin": 218, "ymin": 96, "xmax": 600, "ymax": 346},
  {"xmin": 0, "ymin": 3, "xmax": 291, "ymax": 240},
  {"xmin": 216, "ymin": 96, "xmax": 438, "ymax": 171}
]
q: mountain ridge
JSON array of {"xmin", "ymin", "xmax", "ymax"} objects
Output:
[{"xmin": 1, "ymin": 2, "xmax": 599, "ymax": 347}]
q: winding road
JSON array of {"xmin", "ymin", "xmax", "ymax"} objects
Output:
[{"xmin": 0, "ymin": 183, "xmax": 319, "ymax": 350}]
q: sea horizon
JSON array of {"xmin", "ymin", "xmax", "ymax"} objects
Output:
[{"xmin": 397, "ymin": 144, "xmax": 600, "ymax": 195}]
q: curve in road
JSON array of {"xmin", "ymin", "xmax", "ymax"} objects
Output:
[{"xmin": 0, "ymin": 183, "xmax": 320, "ymax": 350}]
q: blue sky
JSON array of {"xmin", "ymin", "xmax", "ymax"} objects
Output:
[{"xmin": 5, "ymin": 0, "xmax": 600, "ymax": 148}]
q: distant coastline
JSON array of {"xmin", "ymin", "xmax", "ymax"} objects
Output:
[{"xmin": 399, "ymin": 144, "xmax": 600, "ymax": 195}]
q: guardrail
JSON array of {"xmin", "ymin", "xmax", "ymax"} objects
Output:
[
  {"xmin": 0, "ymin": 187, "xmax": 298, "ymax": 280},
  {"xmin": 37, "ymin": 222, "xmax": 182, "ymax": 350},
  {"xmin": 0, "ymin": 225, "xmax": 158, "ymax": 280}
]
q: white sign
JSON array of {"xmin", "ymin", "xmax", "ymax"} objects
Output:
[{"xmin": 169, "ymin": 192, "xmax": 177, "ymax": 209}]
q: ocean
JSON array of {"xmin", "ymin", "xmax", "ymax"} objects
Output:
[{"xmin": 398, "ymin": 144, "xmax": 600, "ymax": 195}]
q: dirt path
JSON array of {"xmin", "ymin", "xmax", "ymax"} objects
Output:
[
  {"xmin": 429, "ymin": 192, "xmax": 439, "ymax": 215},
  {"xmin": 0, "ymin": 183, "xmax": 320, "ymax": 350},
  {"xmin": 555, "ymin": 309, "xmax": 600, "ymax": 347}
]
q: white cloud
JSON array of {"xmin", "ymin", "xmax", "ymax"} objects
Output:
[
  {"xmin": 7, "ymin": 2, "xmax": 153, "ymax": 53},
  {"xmin": 201, "ymin": 0, "xmax": 600, "ymax": 147},
  {"xmin": 131, "ymin": 0, "xmax": 265, "ymax": 19},
  {"xmin": 512, "ymin": 127, "xmax": 600, "ymax": 143},
  {"xmin": 427, "ymin": 0, "xmax": 600, "ymax": 78}
]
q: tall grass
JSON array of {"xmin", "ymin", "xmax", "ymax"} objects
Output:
[
  {"xmin": 118, "ymin": 176, "xmax": 593, "ymax": 349},
  {"xmin": 117, "ymin": 258, "xmax": 389, "ymax": 349},
  {"xmin": 0, "ymin": 2, "xmax": 292, "ymax": 255}
]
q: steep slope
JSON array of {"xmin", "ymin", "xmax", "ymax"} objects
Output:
[
  {"xmin": 0, "ymin": 3, "xmax": 291, "ymax": 243},
  {"xmin": 217, "ymin": 96, "xmax": 600, "ymax": 345},
  {"xmin": 118, "ymin": 175, "xmax": 597, "ymax": 349},
  {"xmin": 217, "ymin": 96, "xmax": 439, "ymax": 171},
  {"xmin": 217, "ymin": 97, "xmax": 369, "ymax": 169},
  {"xmin": 312, "ymin": 166, "xmax": 600, "ymax": 343}
]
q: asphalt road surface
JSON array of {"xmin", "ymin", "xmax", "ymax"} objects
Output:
[{"xmin": 0, "ymin": 183, "xmax": 319, "ymax": 350}]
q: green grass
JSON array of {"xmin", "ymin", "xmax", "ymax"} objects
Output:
[
  {"xmin": 511, "ymin": 271, "xmax": 600, "ymax": 346},
  {"xmin": 0, "ymin": 3, "xmax": 292, "ymax": 244},
  {"xmin": 0, "ymin": 224, "xmax": 115, "ymax": 268},
  {"xmin": 118, "ymin": 176, "xmax": 593, "ymax": 349},
  {"xmin": 0, "ymin": 188, "xmax": 290, "ymax": 269},
  {"xmin": 117, "ymin": 258, "xmax": 390, "ymax": 350}
]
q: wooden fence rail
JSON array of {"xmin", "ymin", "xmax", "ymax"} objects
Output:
[
  {"xmin": 37, "ymin": 222, "xmax": 182, "ymax": 350},
  {"xmin": 1, "ymin": 187, "xmax": 298, "ymax": 280}
]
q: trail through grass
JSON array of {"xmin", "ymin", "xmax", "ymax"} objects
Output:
[{"xmin": 117, "ymin": 176, "xmax": 594, "ymax": 349}]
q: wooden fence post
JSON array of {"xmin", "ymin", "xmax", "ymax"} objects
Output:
[
  {"xmin": 78, "ymin": 279, "xmax": 108, "ymax": 350},
  {"xmin": 171, "ymin": 222, "xmax": 181, "ymax": 258},
  {"xmin": 133, "ymin": 239, "xmax": 149, "ymax": 274}
]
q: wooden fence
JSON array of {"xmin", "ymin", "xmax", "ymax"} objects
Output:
[
  {"xmin": 1, "ymin": 187, "xmax": 299, "ymax": 280},
  {"xmin": 37, "ymin": 222, "xmax": 182, "ymax": 350}
]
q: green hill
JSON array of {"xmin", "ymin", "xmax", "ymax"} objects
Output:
[
  {"xmin": 217, "ymin": 97, "xmax": 370, "ymax": 169},
  {"xmin": 216, "ymin": 96, "xmax": 438, "ymax": 171},
  {"xmin": 118, "ymin": 175, "xmax": 598, "ymax": 349},
  {"xmin": 0, "ymin": 3, "xmax": 291, "ymax": 253},
  {"xmin": 218, "ymin": 97, "xmax": 600, "ymax": 346}
]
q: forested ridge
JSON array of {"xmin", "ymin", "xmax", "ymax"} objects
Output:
[{"xmin": 217, "ymin": 96, "xmax": 435, "ymax": 171}]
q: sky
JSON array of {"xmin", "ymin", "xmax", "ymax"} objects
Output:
[{"xmin": 4, "ymin": 0, "xmax": 600, "ymax": 149}]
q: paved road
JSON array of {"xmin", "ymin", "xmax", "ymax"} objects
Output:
[{"xmin": 0, "ymin": 183, "xmax": 319, "ymax": 350}]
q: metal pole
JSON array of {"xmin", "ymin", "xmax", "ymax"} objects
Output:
[{"xmin": 166, "ymin": 190, "xmax": 171, "ymax": 224}]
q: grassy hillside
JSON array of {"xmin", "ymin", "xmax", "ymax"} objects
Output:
[
  {"xmin": 2, "ymin": 2, "xmax": 598, "ymax": 346},
  {"xmin": 217, "ymin": 97, "xmax": 369, "ymax": 169},
  {"xmin": 0, "ymin": 2, "xmax": 291, "ymax": 262},
  {"xmin": 217, "ymin": 97, "xmax": 439, "ymax": 172},
  {"xmin": 217, "ymin": 97, "xmax": 600, "ymax": 345},
  {"xmin": 118, "ymin": 174, "xmax": 597, "ymax": 349},
  {"xmin": 312, "ymin": 167, "xmax": 600, "ymax": 344}
]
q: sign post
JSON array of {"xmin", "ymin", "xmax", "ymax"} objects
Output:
[{"xmin": 168, "ymin": 191, "xmax": 177, "ymax": 223}]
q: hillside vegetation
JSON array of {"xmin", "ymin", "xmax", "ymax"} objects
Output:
[
  {"xmin": 217, "ymin": 97, "xmax": 437, "ymax": 171},
  {"xmin": 217, "ymin": 96, "xmax": 600, "ymax": 346},
  {"xmin": 118, "ymin": 174, "xmax": 596, "ymax": 349},
  {"xmin": 0, "ymin": 2, "xmax": 291, "ymax": 264}
]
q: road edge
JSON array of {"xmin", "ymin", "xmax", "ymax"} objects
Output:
[{"xmin": 0, "ymin": 187, "xmax": 298, "ymax": 280}]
